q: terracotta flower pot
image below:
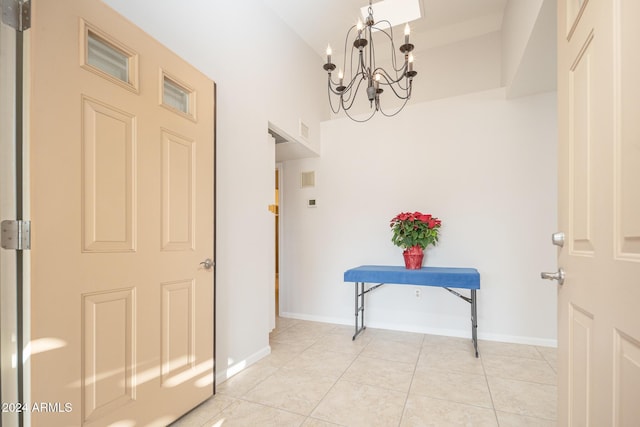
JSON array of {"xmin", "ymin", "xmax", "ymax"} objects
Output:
[{"xmin": 403, "ymin": 246, "xmax": 424, "ymax": 269}]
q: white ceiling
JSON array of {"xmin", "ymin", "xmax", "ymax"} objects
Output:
[{"xmin": 263, "ymin": 0, "xmax": 508, "ymax": 57}]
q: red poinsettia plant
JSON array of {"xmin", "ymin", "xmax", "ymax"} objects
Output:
[{"xmin": 390, "ymin": 211, "xmax": 442, "ymax": 250}]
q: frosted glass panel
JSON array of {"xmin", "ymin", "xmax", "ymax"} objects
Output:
[
  {"xmin": 87, "ymin": 32, "xmax": 129, "ymax": 83},
  {"xmin": 163, "ymin": 77, "xmax": 190, "ymax": 114}
]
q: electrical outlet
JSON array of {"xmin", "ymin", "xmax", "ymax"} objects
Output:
[{"xmin": 415, "ymin": 289, "xmax": 421, "ymax": 299}]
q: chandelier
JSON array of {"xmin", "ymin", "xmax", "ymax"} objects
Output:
[{"xmin": 323, "ymin": 0, "xmax": 417, "ymax": 122}]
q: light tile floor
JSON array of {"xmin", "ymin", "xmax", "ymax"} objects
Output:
[{"xmin": 170, "ymin": 318, "xmax": 557, "ymax": 427}]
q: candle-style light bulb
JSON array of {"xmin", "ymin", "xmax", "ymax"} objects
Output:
[
  {"xmin": 338, "ymin": 69, "xmax": 344, "ymax": 86},
  {"xmin": 374, "ymin": 73, "xmax": 381, "ymax": 90},
  {"xmin": 326, "ymin": 44, "xmax": 332, "ymax": 64},
  {"xmin": 357, "ymin": 19, "xmax": 364, "ymax": 33},
  {"xmin": 404, "ymin": 23, "xmax": 410, "ymax": 45},
  {"xmin": 408, "ymin": 53, "xmax": 414, "ymax": 72}
]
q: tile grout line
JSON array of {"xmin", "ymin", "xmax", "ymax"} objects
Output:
[
  {"xmin": 479, "ymin": 348, "xmax": 501, "ymax": 427},
  {"xmin": 535, "ymin": 345, "xmax": 559, "ymax": 374},
  {"xmin": 233, "ymin": 329, "xmax": 343, "ymax": 423},
  {"xmin": 481, "ymin": 348, "xmax": 558, "ymax": 386},
  {"xmin": 396, "ymin": 333, "xmax": 426, "ymax": 427},
  {"xmin": 482, "ymin": 347, "xmax": 559, "ymax": 425},
  {"xmin": 228, "ymin": 325, "xmax": 327, "ymax": 407},
  {"xmin": 298, "ymin": 331, "xmax": 369, "ymax": 425}
]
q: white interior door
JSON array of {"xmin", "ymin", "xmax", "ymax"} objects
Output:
[
  {"xmin": 557, "ymin": 0, "xmax": 640, "ymax": 425},
  {"xmin": 28, "ymin": 0, "xmax": 215, "ymax": 425}
]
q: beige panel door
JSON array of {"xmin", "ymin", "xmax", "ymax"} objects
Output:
[
  {"xmin": 557, "ymin": 0, "xmax": 640, "ymax": 425},
  {"xmin": 29, "ymin": 0, "xmax": 214, "ymax": 425}
]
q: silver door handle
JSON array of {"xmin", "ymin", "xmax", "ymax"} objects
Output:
[
  {"xmin": 200, "ymin": 258, "xmax": 213, "ymax": 270},
  {"xmin": 551, "ymin": 232, "xmax": 565, "ymax": 247},
  {"xmin": 541, "ymin": 268, "xmax": 564, "ymax": 285}
]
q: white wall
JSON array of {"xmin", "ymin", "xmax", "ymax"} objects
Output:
[
  {"xmin": 505, "ymin": 0, "xmax": 557, "ymax": 98},
  {"xmin": 501, "ymin": 0, "xmax": 545, "ymax": 88},
  {"xmin": 411, "ymin": 31, "xmax": 502, "ymax": 103},
  {"xmin": 102, "ymin": 0, "xmax": 329, "ymax": 381},
  {"xmin": 281, "ymin": 88, "xmax": 558, "ymax": 345}
]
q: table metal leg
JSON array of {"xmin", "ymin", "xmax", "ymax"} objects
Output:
[
  {"xmin": 442, "ymin": 287, "xmax": 479, "ymax": 357},
  {"xmin": 352, "ymin": 282, "xmax": 386, "ymax": 340},
  {"xmin": 353, "ymin": 282, "xmax": 366, "ymax": 340},
  {"xmin": 471, "ymin": 289, "xmax": 478, "ymax": 357},
  {"xmin": 359, "ymin": 281, "xmax": 365, "ymax": 334},
  {"xmin": 353, "ymin": 282, "xmax": 358, "ymax": 340}
]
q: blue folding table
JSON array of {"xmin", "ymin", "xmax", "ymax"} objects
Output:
[{"xmin": 344, "ymin": 265, "xmax": 480, "ymax": 357}]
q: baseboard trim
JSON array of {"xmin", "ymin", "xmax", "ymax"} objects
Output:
[
  {"xmin": 280, "ymin": 311, "xmax": 557, "ymax": 348},
  {"xmin": 216, "ymin": 345, "xmax": 271, "ymax": 385}
]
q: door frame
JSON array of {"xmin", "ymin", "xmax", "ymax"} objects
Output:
[
  {"xmin": 212, "ymin": 83, "xmax": 218, "ymax": 395},
  {"xmin": 0, "ymin": 11, "xmax": 27, "ymax": 427},
  {"xmin": 275, "ymin": 162, "xmax": 283, "ymax": 320}
]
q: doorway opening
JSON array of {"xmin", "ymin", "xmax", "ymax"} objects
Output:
[
  {"xmin": 269, "ymin": 122, "xmax": 319, "ymax": 327},
  {"xmin": 274, "ymin": 166, "xmax": 281, "ymax": 317}
]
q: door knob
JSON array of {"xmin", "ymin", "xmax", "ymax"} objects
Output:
[
  {"xmin": 551, "ymin": 232, "xmax": 565, "ymax": 247},
  {"xmin": 200, "ymin": 258, "xmax": 213, "ymax": 270},
  {"xmin": 541, "ymin": 268, "xmax": 565, "ymax": 285}
]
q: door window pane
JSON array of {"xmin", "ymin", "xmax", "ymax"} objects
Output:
[
  {"xmin": 163, "ymin": 77, "xmax": 192, "ymax": 115},
  {"xmin": 87, "ymin": 32, "xmax": 129, "ymax": 83}
]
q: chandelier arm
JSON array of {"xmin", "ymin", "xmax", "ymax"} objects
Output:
[
  {"xmin": 343, "ymin": 104, "xmax": 377, "ymax": 123},
  {"xmin": 341, "ymin": 76, "xmax": 368, "ymax": 111},
  {"xmin": 342, "ymin": 25, "xmax": 356, "ymax": 70},
  {"xmin": 329, "ymin": 85, "xmax": 348, "ymax": 96},
  {"xmin": 329, "ymin": 71, "xmax": 356, "ymax": 96},
  {"xmin": 327, "ymin": 80, "xmax": 343, "ymax": 114},
  {"xmin": 384, "ymin": 25, "xmax": 405, "ymax": 74},
  {"xmin": 355, "ymin": 47, "xmax": 368, "ymax": 96},
  {"xmin": 349, "ymin": 42, "xmax": 358, "ymax": 85},
  {"xmin": 339, "ymin": 53, "xmax": 364, "ymax": 104},
  {"xmin": 395, "ymin": 69, "xmax": 412, "ymax": 89},
  {"xmin": 378, "ymin": 97, "xmax": 409, "ymax": 118},
  {"xmin": 374, "ymin": 66, "xmax": 409, "ymax": 86},
  {"xmin": 373, "ymin": 70, "xmax": 411, "ymax": 100},
  {"xmin": 341, "ymin": 44, "xmax": 368, "ymax": 105},
  {"xmin": 395, "ymin": 79, "xmax": 410, "ymax": 92},
  {"xmin": 359, "ymin": 57, "xmax": 369, "ymax": 82},
  {"xmin": 372, "ymin": 22, "xmax": 405, "ymax": 74},
  {"xmin": 383, "ymin": 80, "xmax": 412, "ymax": 100},
  {"xmin": 369, "ymin": 24, "xmax": 375, "ymax": 76},
  {"xmin": 328, "ymin": 95, "xmax": 341, "ymax": 115},
  {"xmin": 389, "ymin": 75, "xmax": 410, "ymax": 88},
  {"xmin": 340, "ymin": 75, "xmax": 359, "ymax": 103},
  {"xmin": 327, "ymin": 74, "xmax": 344, "ymax": 96},
  {"xmin": 342, "ymin": 24, "xmax": 360, "ymax": 82},
  {"xmin": 329, "ymin": 73, "xmax": 341, "ymax": 87}
]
